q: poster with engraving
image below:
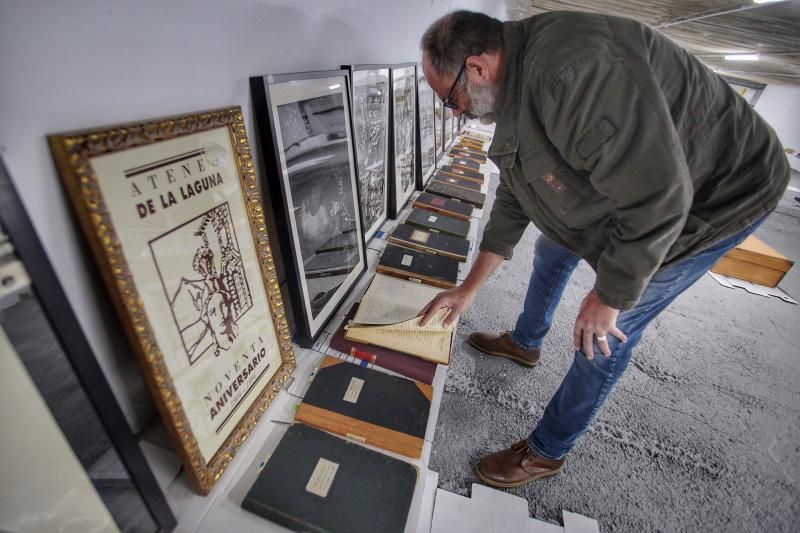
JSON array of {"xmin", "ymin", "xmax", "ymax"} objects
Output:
[
  {"xmin": 348, "ymin": 65, "xmax": 390, "ymax": 241},
  {"xmin": 390, "ymin": 63, "xmax": 417, "ymax": 218},
  {"xmin": 417, "ymin": 69, "xmax": 436, "ymax": 188},
  {"xmin": 250, "ymin": 70, "xmax": 366, "ymax": 347},
  {"xmin": 434, "ymin": 96, "xmax": 443, "ymax": 161},
  {"xmin": 48, "ymin": 107, "xmax": 295, "ymax": 494},
  {"xmin": 444, "ymin": 106, "xmax": 454, "ymax": 149}
]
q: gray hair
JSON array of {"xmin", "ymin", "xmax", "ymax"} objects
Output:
[{"xmin": 421, "ymin": 10, "xmax": 504, "ymax": 79}]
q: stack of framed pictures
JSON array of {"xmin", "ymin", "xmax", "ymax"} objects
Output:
[
  {"xmin": 389, "ymin": 63, "xmax": 417, "ymax": 218},
  {"xmin": 345, "ymin": 64, "xmax": 391, "ymax": 242},
  {"xmin": 251, "ymin": 71, "xmax": 367, "ymax": 348},
  {"xmin": 48, "ymin": 107, "xmax": 296, "ymax": 494},
  {"xmin": 416, "ymin": 66, "xmax": 436, "ymax": 189}
]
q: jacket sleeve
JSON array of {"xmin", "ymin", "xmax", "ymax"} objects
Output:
[
  {"xmin": 538, "ymin": 54, "xmax": 692, "ymax": 310},
  {"xmin": 479, "ymin": 170, "xmax": 530, "ymax": 259}
]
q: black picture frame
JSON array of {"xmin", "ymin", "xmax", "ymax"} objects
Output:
[
  {"xmin": 343, "ymin": 64, "xmax": 391, "ymax": 242},
  {"xmin": 434, "ymin": 95, "xmax": 444, "ymax": 164},
  {"xmin": 0, "ymin": 156, "xmax": 176, "ymax": 531},
  {"xmin": 416, "ymin": 65, "xmax": 436, "ymax": 189},
  {"xmin": 443, "ymin": 106, "xmax": 454, "ymax": 149},
  {"xmin": 250, "ymin": 70, "xmax": 368, "ymax": 348},
  {"xmin": 388, "ymin": 63, "xmax": 418, "ymax": 219}
]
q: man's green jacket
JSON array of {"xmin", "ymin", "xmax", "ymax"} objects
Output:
[{"xmin": 481, "ymin": 12, "xmax": 790, "ymax": 310}]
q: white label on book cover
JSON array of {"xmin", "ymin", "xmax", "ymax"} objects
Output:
[
  {"xmin": 343, "ymin": 377, "xmax": 364, "ymax": 403},
  {"xmin": 306, "ymin": 457, "xmax": 339, "ymax": 498},
  {"xmin": 410, "ymin": 229, "xmax": 430, "ymax": 243},
  {"xmin": 428, "ymin": 215, "xmax": 438, "ymax": 222},
  {"xmin": 401, "ymin": 254, "xmax": 414, "ymax": 267}
]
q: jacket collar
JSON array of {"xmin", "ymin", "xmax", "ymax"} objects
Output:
[{"xmin": 488, "ymin": 20, "xmax": 523, "ymax": 161}]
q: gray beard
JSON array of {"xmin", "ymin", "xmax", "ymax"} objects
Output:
[{"xmin": 465, "ymin": 80, "xmax": 497, "ymax": 123}]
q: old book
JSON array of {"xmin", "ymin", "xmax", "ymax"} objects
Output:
[
  {"xmin": 439, "ymin": 164, "xmax": 484, "ymax": 183},
  {"xmin": 414, "ymin": 192, "xmax": 473, "ymax": 221},
  {"xmin": 329, "ymin": 301, "xmax": 437, "ymax": 384},
  {"xmin": 389, "ymin": 223, "xmax": 469, "ymax": 262},
  {"xmin": 295, "ymin": 356, "xmax": 432, "ymax": 458},
  {"xmin": 426, "ymin": 180, "xmax": 486, "ymax": 208},
  {"xmin": 455, "ymin": 138, "xmax": 485, "ymax": 150},
  {"xmin": 449, "ymin": 147, "xmax": 487, "ymax": 163},
  {"xmin": 432, "ymin": 172, "xmax": 482, "ymax": 192},
  {"xmin": 377, "ymin": 244, "xmax": 459, "ymax": 288},
  {"xmin": 344, "ymin": 274, "xmax": 455, "ymax": 365},
  {"xmin": 242, "ymin": 423, "xmax": 416, "ymax": 533},
  {"xmin": 455, "ymin": 141, "xmax": 486, "ymax": 154},
  {"xmin": 711, "ymin": 235, "xmax": 793, "ymax": 287},
  {"xmin": 405, "ymin": 208, "xmax": 471, "ymax": 239},
  {"xmin": 449, "ymin": 157, "xmax": 481, "ymax": 171}
]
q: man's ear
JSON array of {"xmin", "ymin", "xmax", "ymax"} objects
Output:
[{"xmin": 465, "ymin": 54, "xmax": 491, "ymax": 82}]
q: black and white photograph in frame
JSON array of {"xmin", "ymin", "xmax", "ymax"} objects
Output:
[
  {"xmin": 444, "ymin": 106, "xmax": 454, "ymax": 149},
  {"xmin": 416, "ymin": 67, "xmax": 436, "ymax": 188},
  {"xmin": 250, "ymin": 71, "xmax": 367, "ymax": 347},
  {"xmin": 389, "ymin": 63, "xmax": 417, "ymax": 218},
  {"xmin": 346, "ymin": 65, "xmax": 391, "ymax": 242},
  {"xmin": 434, "ymin": 96, "xmax": 443, "ymax": 163}
]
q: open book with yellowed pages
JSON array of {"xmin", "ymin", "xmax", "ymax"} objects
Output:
[{"xmin": 344, "ymin": 274, "xmax": 455, "ymax": 365}]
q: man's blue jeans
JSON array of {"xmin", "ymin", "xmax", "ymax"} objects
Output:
[{"xmin": 509, "ymin": 221, "xmax": 765, "ymax": 460}]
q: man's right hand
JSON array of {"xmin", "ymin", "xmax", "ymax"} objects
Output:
[{"xmin": 418, "ymin": 284, "xmax": 477, "ymax": 328}]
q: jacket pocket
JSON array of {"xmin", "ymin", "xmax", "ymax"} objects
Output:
[{"xmin": 520, "ymin": 150, "xmax": 592, "ymax": 215}]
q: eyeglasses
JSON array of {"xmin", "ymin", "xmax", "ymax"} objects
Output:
[{"xmin": 442, "ymin": 62, "xmax": 466, "ymax": 110}]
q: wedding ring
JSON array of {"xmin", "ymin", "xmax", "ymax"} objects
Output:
[{"xmin": 596, "ymin": 335, "xmax": 607, "ymax": 341}]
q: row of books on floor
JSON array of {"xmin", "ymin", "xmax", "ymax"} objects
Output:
[
  {"xmin": 343, "ymin": 132, "xmax": 492, "ymax": 369},
  {"xmin": 239, "ymin": 130, "xmax": 492, "ymax": 532}
]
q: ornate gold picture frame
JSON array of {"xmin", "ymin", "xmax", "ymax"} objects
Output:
[{"xmin": 49, "ymin": 106, "xmax": 295, "ymax": 494}]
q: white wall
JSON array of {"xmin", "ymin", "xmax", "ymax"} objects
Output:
[
  {"xmin": 754, "ymin": 83, "xmax": 800, "ymax": 172},
  {"xmin": 0, "ymin": 0, "xmax": 506, "ymax": 431}
]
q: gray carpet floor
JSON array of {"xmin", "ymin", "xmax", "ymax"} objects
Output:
[{"xmin": 429, "ymin": 173, "xmax": 800, "ymax": 532}]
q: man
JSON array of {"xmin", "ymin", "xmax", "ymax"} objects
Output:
[{"xmin": 419, "ymin": 10, "xmax": 789, "ymax": 488}]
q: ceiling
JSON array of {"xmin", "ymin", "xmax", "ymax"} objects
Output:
[{"xmin": 506, "ymin": 0, "xmax": 800, "ymax": 84}]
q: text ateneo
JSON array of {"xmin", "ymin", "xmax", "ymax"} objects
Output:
[{"xmin": 130, "ymin": 156, "xmax": 225, "ymax": 219}]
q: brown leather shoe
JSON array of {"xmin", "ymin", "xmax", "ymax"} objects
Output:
[
  {"xmin": 468, "ymin": 331, "xmax": 540, "ymax": 367},
  {"xmin": 476, "ymin": 440, "xmax": 565, "ymax": 488}
]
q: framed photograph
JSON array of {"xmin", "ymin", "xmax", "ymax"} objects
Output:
[
  {"xmin": 48, "ymin": 107, "xmax": 295, "ymax": 495},
  {"xmin": 346, "ymin": 64, "xmax": 391, "ymax": 242},
  {"xmin": 444, "ymin": 106, "xmax": 454, "ymax": 149},
  {"xmin": 250, "ymin": 70, "xmax": 367, "ymax": 348},
  {"xmin": 434, "ymin": 95, "xmax": 443, "ymax": 163},
  {"xmin": 416, "ymin": 66, "xmax": 436, "ymax": 188},
  {"xmin": 389, "ymin": 63, "xmax": 418, "ymax": 218}
]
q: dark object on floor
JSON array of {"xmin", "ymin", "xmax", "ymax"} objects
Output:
[
  {"xmin": 468, "ymin": 331, "xmax": 541, "ymax": 367},
  {"xmin": 378, "ymin": 244, "xmax": 459, "ymax": 288},
  {"xmin": 242, "ymin": 423, "xmax": 417, "ymax": 533},
  {"xmin": 296, "ymin": 356, "xmax": 432, "ymax": 458},
  {"xmin": 477, "ymin": 440, "xmax": 565, "ymax": 488}
]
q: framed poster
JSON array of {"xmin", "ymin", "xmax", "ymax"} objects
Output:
[
  {"xmin": 250, "ymin": 70, "xmax": 367, "ymax": 348},
  {"xmin": 434, "ymin": 95, "xmax": 443, "ymax": 163},
  {"xmin": 48, "ymin": 107, "xmax": 296, "ymax": 494},
  {"xmin": 416, "ymin": 67, "xmax": 436, "ymax": 188},
  {"xmin": 444, "ymin": 106, "xmax": 454, "ymax": 149},
  {"xmin": 346, "ymin": 64, "xmax": 391, "ymax": 242},
  {"xmin": 389, "ymin": 63, "xmax": 417, "ymax": 218}
]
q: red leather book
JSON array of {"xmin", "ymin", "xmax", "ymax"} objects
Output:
[{"xmin": 328, "ymin": 302, "xmax": 438, "ymax": 384}]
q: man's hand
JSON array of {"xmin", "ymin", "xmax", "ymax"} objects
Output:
[
  {"xmin": 574, "ymin": 288, "xmax": 628, "ymax": 359},
  {"xmin": 418, "ymin": 285, "xmax": 476, "ymax": 328}
]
